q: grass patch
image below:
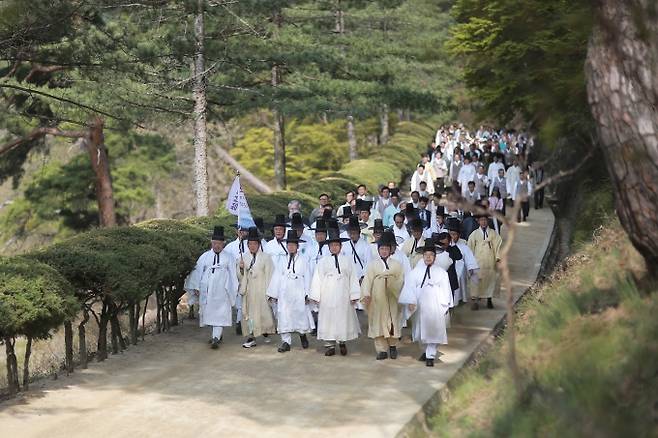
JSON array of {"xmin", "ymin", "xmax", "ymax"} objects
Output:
[{"xmin": 429, "ymin": 222, "xmax": 657, "ymax": 437}]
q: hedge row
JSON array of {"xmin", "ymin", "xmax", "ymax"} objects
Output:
[{"xmin": 0, "ymin": 118, "xmax": 439, "ymax": 394}]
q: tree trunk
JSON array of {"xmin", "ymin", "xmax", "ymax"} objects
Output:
[
  {"xmin": 272, "ymin": 105, "xmax": 286, "ymax": 190},
  {"xmin": 155, "ymin": 288, "xmax": 163, "ymax": 333},
  {"xmin": 585, "ymin": 0, "xmax": 658, "ymax": 277},
  {"xmin": 97, "ymin": 299, "xmax": 109, "ymax": 361},
  {"xmin": 22, "ymin": 336, "xmax": 32, "ymax": 389},
  {"xmin": 79, "ymin": 309, "xmax": 89, "ymax": 369},
  {"xmin": 380, "ymin": 104, "xmax": 389, "ymax": 145},
  {"xmin": 5, "ymin": 336, "xmax": 19, "ymax": 394},
  {"xmin": 347, "ymin": 115, "xmax": 357, "ymax": 160},
  {"xmin": 86, "ymin": 118, "xmax": 116, "ymax": 227},
  {"xmin": 64, "ymin": 321, "xmax": 74, "ymax": 374},
  {"xmin": 131, "ymin": 301, "xmax": 140, "ymax": 345},
  {"xmin": 213, "ymin": 145, "xmax": 273, "ymax": 193},
  {"xmin": 142, "ymin": 295, "xmax": 149, "ymax": 340},
  {"xmin": 169, "ymin": 289, "xmax": 179, "ymax": 327},
  {"xmin": 192, "ymin": 0, "xmax": 209, "ymax": 216}
]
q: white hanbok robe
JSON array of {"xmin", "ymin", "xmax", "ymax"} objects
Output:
[
  {"xmin": 310, "ymin": 255, "xmax": 361, "ymax": 342},
  {"xmin": 341, "ymin": 238, "xmax": 370, "ymax": 280},
  {"xmin": 198, "ymin": 251, "xmax": 238, "ymax": 327},
  {"xmin": 458, "ymin": 163, "xmax": 477, "ymax": 195},
  {"xmin": 263, "ymin": 238, "xmax": 290, "ymax": 274},
  {"xmin": 399, "ymin": 264, "xmax": 452, "ymax": 345},
  {"xmin": 184, "ymin": 248, "xmax": 218, "ymax": 306},
  {"xmin": 393, "ymin": 225, "xmax": 410, "ymax": 244},
  {"xmin": 267, "ymin": 254, "xmax": 315, "ymax": 334},
  {"xmin": 453, "ymin": 239, "xmax": 479, "ymax": 303}
]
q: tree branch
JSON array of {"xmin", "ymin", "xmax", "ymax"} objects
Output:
[
  {"xmin": 0, "ymin": 126, "xmax": 86, "ymax": 156},
  {"xmin": 0, "ymin": 84, "xmax": 143, "ymax": 127}
]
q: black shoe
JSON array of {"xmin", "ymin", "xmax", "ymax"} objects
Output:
[
  {"xmin": 236, "ymin": 321, "xmax": 242, "ymax": 336},
  {"xmin": 389, "ymin": 346, "xmax": 398, "ymax": 359},
  {"xmin": 376, "ymin": 352, "xmax": 388, "ymax": 360},
  {"xmin": 300, "ymin": 334, "xmax": 309, "ymax": 349},
  {"xmin": 487, "ymin": 298, "xmax": 494, "ymax": 309},
  {"xmin": 325, "ymin": 346, "xmax": 336, "ymax": 356},
  {"xmin": 278, "ymin": 342, "xmax": 290, "ymax": 353},
  {"xmin": 339, "ymin": 343, "xmax": 347, "ymax": 356},
  {"xmin": 418, "ymin": 353, "xmax": 426, "ymax": 362},
  {"xmin": 426, "ymin": 358, "xmax": 434, "ymax": 367},
  {"xmin": 211, "ymin": 337, "xmax": 220, "ymax": 349}
]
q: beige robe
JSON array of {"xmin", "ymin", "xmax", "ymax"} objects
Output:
[
  {"xmin": 360, "ymin": 258, "xmax": 404, "ymax": 339},
  {"xmin": 467, "ymin": 227, "xmax": 502, "ymax": 298},
  {"xmin": 401, "ymin": 235, "xmax": 425, "ymax": 269},
  {"xmin": 238, "ymin": 250, "xmax": 276, "ymax": 337}
]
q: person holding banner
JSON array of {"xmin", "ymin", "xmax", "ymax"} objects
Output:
[
  {"xmin": 238, "ymin": 227, "xmax": 276, "ymax": 349},
  {"xmin": 225, "ymin": 174, "xmax": 257, "ymax": 336},
  {"xmin": 196, "ymin": 226, "xmax": 239, "ymax": 350}
]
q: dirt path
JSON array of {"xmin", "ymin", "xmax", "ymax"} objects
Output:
[{"xmin": 0, "ymin": 209, "xmax": 554, "ymax": 438}]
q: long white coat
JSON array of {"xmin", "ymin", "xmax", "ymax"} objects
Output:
[
  {"xmin": 341, "ymin": 237, "xmax": 370, "ymax": 279},
  {"xmin": 453, "ymin": 240, "xmax": 479, "ymax": 303},
  {"xmin": 399, "ymin": 263, "xmax": 452, "ymax": 345},
  {"xmin": 310, "ymin": 254, "xmax": 361, "ymax": 342},
  {"xmin": 184, "ymin": 248, "xmax": 217, "ymax": 305},
  {"xmin": 263, "ymin": 238, "xmax": 290, "ymax": 273},
  {"xmin": 267, "ymin": 254, "xmax": 315, "ymax": 334},
  {"xmin": 199, "ymin": 251, "xmax": 238, "ymax": 327}
]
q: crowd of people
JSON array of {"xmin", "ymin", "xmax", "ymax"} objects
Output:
[{"xmin": 184, "ymin": 124, "xmax": 545, "ymax": 367}]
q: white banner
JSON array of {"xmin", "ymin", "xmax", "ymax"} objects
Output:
[{"xmin": 225, "ymin": 176, "xmax": 255, "ymax": 228}]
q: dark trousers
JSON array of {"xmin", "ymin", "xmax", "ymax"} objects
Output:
[
  {"xmin": 534, "ymin": 188, "xmax": 545, "ymax": 209},
  {"xmin": 517, "ymin": 201, "xmax": 530, "ymax": 222}
]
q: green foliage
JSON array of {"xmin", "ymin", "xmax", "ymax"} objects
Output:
[
  {"xmin": 34, "ymin": 220, "xmax": 208, "ymax": 306},
  {"xmin": 429, "ymin": 224, "xmax": 656, "ymax": 437},
  {"xmin": 447, "ymin": 0, "xmax": 594, "ymax": 148},
  {"xmin": 230, "ymin": 119, "xmax": 349, "ymax": 186},
  {"xmin": 0, "ymin": 130, "xmax": 176, "ymax": 241},
  {"xmin": 0, "ymin": 256, "xmax": 78, "ymax": 340}
]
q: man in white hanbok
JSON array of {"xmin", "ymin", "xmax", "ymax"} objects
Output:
[
  {"xmin": 446, "ymin": 218, "xmax": 479, "ymax": 304},
  {"xmin": 399, "ymin": 240, "xmax": 453, "ymax": 367},
  {"xmin": 267, "ymin": 230, "xmax": 315, "ymax": 352},
  {"xmin": 310, "ymin": 229, "xmax": 361, "ymax": 356},
  {"xmin": 195, "ymin": 226, "xmax": 239, "ymax": 349}
]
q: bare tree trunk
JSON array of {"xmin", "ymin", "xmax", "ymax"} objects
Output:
[
  {"xmin": 585, "ymin": 0, "xmax": 658, "ymax": 277},
  {"xmin": 131, "ymin": 301, "xmax": 140, "ymax": 345},
  {"xmin": 142, "ymin": 295, "xmax": 149, "ymax": 341},
  {"xmin": 272, "ymin": 105, "xmax": 286, "ymax": 190},
  {"xmin": 78, "ymin": 309, "xmax": 89, "ymax": 369},
  {"xmin": 192, "ymin": 0, "xmax": 209, "ymax": 216},
  {"xmin": 97, "ymin": 299, "xmax": 109, "ymax": 361},
  {"xmin": 169, "ymin": 289, "xmax": 179, "ymax": 327},
  {"xmin": 22, "ymin": 336, "xmax": 32, "ymax": 389},
  {"xmin": 5, "ymin": 336, "xmax": 19, "ymax": 394},
  {"xmin": 347, "ymin": 115, "xmax": 357, "ymax": 160},
  {"xmin": 64, "ymin": 321, "xmax": 74, "ymax": 374},
  {"xmin": 86, "ymin": 118, "xmax": 116, "ymax": 227},
  {"xmin": 380, "ymin": 104, "xmax": 389, "ymax": 145}
]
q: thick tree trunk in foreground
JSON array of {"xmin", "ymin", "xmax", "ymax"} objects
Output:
[
  {"xmin": 586, "ymin": 0, "xmax": 658, "ymax": 277},
  {"xmin": 86, "ymin": 118, "xmax": 116, "ymax": 227},
  {"xmin": 78, "ymin": 309, "xmax": 89, "ymax": 369},
  {"xmin": 347, "ymin": 115, "xmax": 357, "ymax": 161},
  {"xmin": 193, "ymin": 0, "xmax": 209, "ymax": 216}
]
